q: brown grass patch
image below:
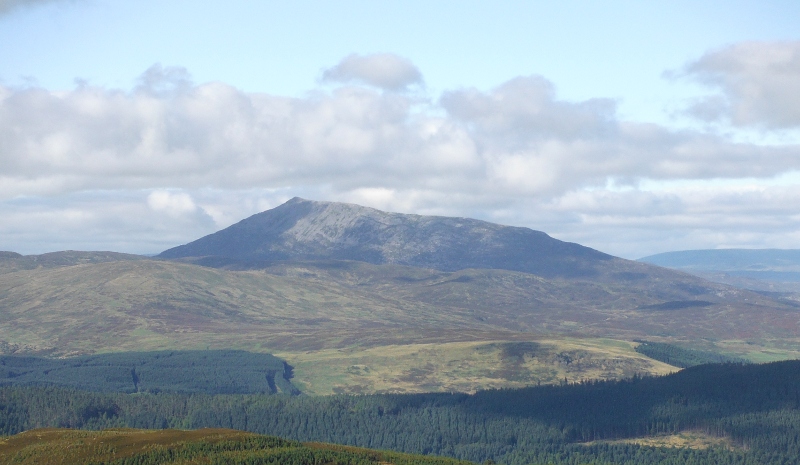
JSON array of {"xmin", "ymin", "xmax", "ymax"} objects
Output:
[
  {"xmin": 0, "ymin": 428, "xmax": 256, "ymax": 465},
  {"xmin": 582, "ymin": 430, "xmax": 741, "ymax": 451}
]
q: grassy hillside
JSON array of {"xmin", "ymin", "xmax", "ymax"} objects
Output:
[
  {"xmin": 0, "ymin": 428, "xmax": 473, "ymax": 465},
  {"xmin": 0, "ymin": 258, "xmax": 482, "ymax": 354},
  {"xmin": 276, "ymin": 338, "xmax": 675, "ymax": 395},
  {"xmin": 244, "ymin": 259, "xmax": 800, "ymax": 342},
  {"xmin": 2, "ymin": 253, "xmax": 800, "ymax": 393}
]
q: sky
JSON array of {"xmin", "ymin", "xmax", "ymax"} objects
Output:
[{"xmin": 2, "ymin": 0, "xmax": 800, "ymax": 259}]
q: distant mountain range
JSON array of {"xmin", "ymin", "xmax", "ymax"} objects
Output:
[{"xmin": 640, "ymin": 249, "xmax": 800, "ymax": 292}]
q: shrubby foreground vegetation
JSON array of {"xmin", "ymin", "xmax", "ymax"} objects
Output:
[
  {"xmin": 0, "ymin": 428, "xmax": 472, "ymax": 465},
  {"xmin": 2, "ymin": 361, "xmax": 800, "ymax": 464}
]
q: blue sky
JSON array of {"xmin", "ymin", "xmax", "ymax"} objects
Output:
[
  {"xmin": 2, "ymin": 0, "xmax": 800, "ymax": 258},
  {"xmin": 5, "ymin": 1, "xmax": 797, "ymax": 122}
]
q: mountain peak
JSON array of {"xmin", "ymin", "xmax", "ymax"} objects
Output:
[{"xmin": 159, "ymin": 198, "xmax": 611, "ymax": 277}]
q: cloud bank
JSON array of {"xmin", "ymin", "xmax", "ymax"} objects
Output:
[{"xmin": 2, "ymin": 44, "xmax": 800, "ymax": 258}]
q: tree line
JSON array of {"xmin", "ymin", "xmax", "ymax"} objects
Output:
[
  {"xmin": 633, "ymin": 341, "xmax": 748, "ymax": 368},
  {"xmin": 0, "ymin": 350, "xmax": 298, "ymax": 395}
]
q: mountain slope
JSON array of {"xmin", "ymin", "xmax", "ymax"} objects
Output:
[
  {"xmin": 1, "ymin": 255, "xmax": 796, "ymax": 354},
  {"xmin": 160, "ymin": 197, "xmax": 612, "ymax": 277},
  {"xmin": 155, "ymin": 198, "xmax": 800, "ymax": 341}
]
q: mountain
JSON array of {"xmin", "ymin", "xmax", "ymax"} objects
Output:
[
  {"xmin": 159, "ymin": 197, "xmax": 612, "ymax": 278},
  {"xmin": 5, "ymin": 201, "xmax": 800, "ymax": 394},
  {"xmin": 155, "ymin": 198, "xmax": 796, "ymax": 320}
]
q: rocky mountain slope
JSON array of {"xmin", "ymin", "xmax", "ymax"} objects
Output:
[{"xmin": 160, "ymin": 197, "xmax": 611, "ymax": 278}]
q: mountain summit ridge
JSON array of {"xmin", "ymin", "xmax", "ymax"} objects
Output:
[{"xmin": 159, "ymin": 197, "xmax": 611, "ymax": 277}]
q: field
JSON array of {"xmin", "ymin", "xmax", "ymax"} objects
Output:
[{"xmin": 276, "ymin": 338, "xmax": 676, "ymax": 395}]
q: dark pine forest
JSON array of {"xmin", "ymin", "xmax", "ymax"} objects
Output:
[{"xmin": 2, "ymin": 360, "xmax": 800, "ymax": 464}]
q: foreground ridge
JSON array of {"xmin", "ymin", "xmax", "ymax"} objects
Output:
[{"xmin": 0, "ymin": 428, "xmax": 473, "ymax": 465}]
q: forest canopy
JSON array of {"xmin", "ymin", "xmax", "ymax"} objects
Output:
[{"xmin": 1, "ymin": 360, "xmax": 799, "ymax": 464}]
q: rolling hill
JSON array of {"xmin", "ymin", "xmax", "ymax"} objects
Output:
[{"xmin": 1, "ymin": 252, "xmax": 795, "ymax": 353}]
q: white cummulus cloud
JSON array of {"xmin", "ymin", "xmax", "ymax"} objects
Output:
[
  {"xmin": 147, "ymin": 190, "xmax": 197, "ymax": 216},
  {"xmin": 682, "ymin": 41, "xmax": 800, "ymax": 129},
  {"xmin": 322, "ymin": 53, "xmax": 423, "ymax": 91},
  {"xmin": 2, "ymin": 67, "xmax": 796, "ymax": 200},
  {"xmin": 2, "ymin": 48, "xmax": 800, "ymax": 257}
]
